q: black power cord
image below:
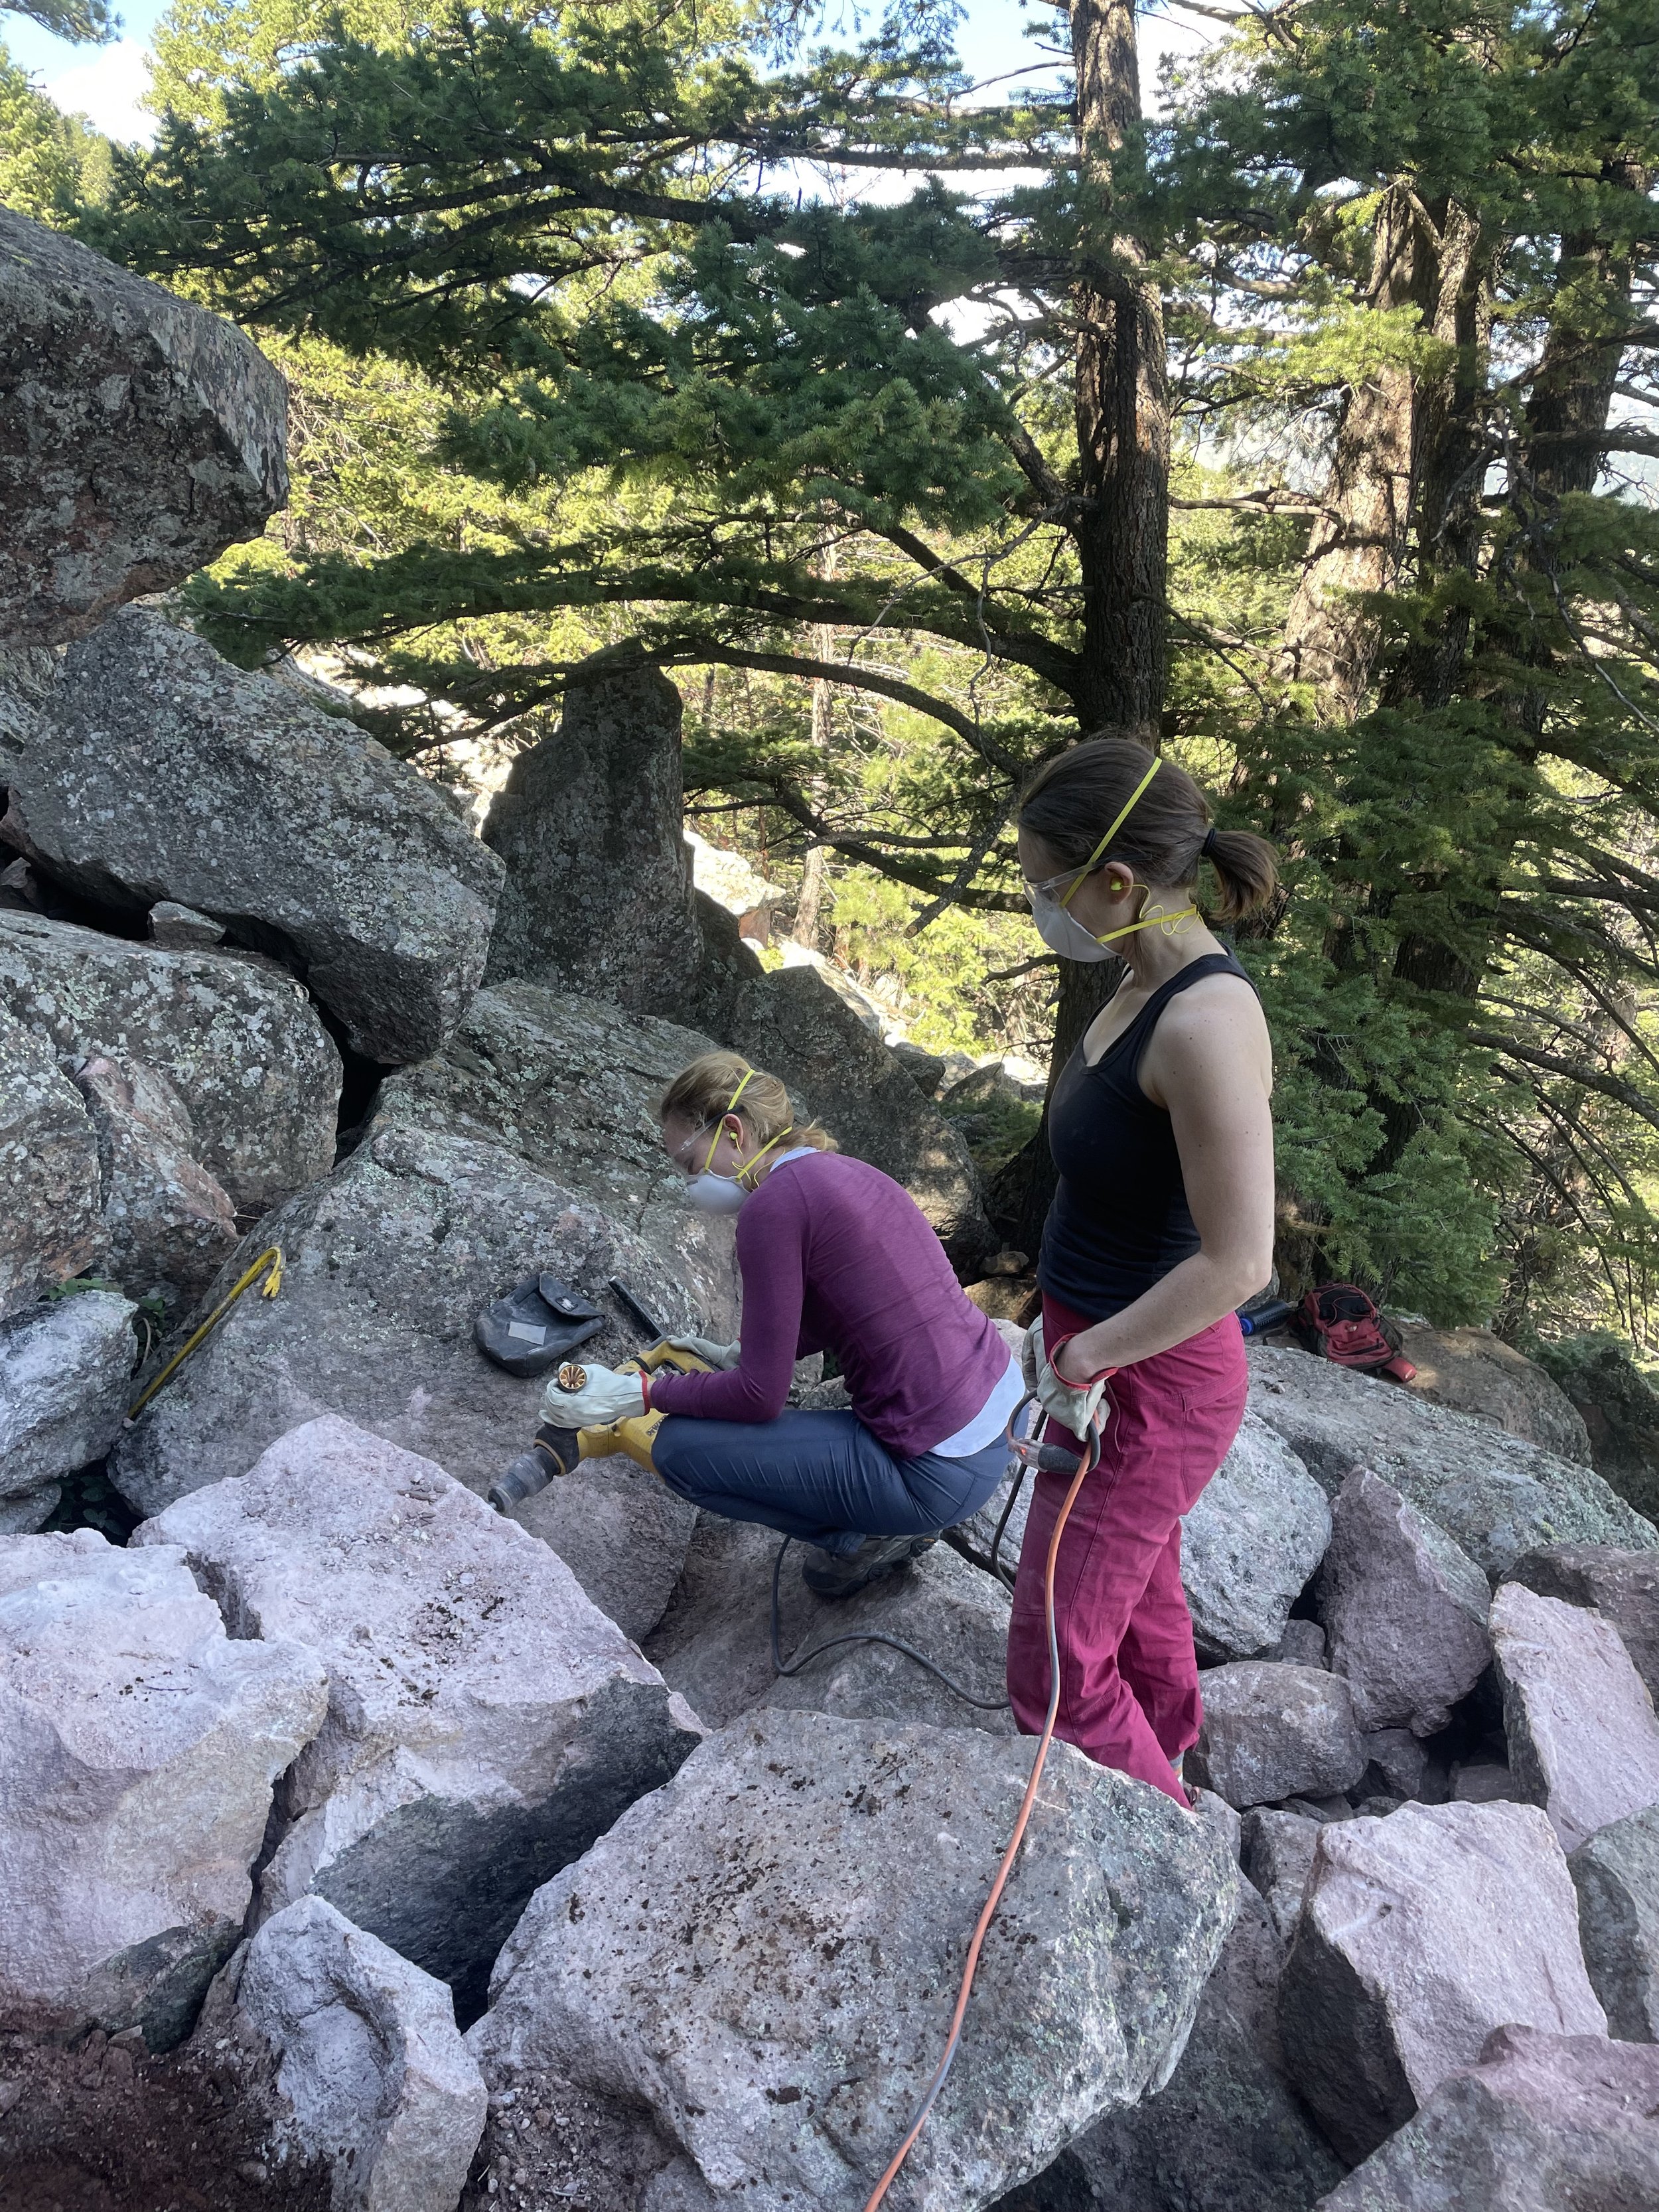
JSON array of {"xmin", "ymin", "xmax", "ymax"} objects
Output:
[
  {"xmin": 768, "ymin": 1534, "xmax": 1013, "ymax": 1710},
  {"xmin": 766, "ymin": 1400, "xmax": 1062, "ymax": 1714}
]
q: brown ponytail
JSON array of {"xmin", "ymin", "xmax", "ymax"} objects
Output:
[
  {"xmin": 1019, "ymin": 737, "xmax": 1279, "ymax": 923},
  {"xmin": 1202, "ymin": 826, "xmax": 1281, "ymax": 925}
]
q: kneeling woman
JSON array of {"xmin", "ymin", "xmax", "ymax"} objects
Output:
[{"xmin": 549, "ymin": 1051, "xmax": 1021, "ymax": 1597}]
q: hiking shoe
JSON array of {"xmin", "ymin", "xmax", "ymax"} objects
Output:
[{"xmin": 801, "ymin": 1533, "xmax": 936, "ymax": 1600}]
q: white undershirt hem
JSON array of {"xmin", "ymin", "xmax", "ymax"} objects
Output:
[{"xmin": 930, "ymin": 1353, "xmax": 1023, "ymax": 1458}]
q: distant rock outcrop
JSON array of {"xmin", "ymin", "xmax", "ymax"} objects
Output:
[
  {"xmin": 480, "ymin": 668, "xmax": 992, "ymax": 1264},
  {"xmin": 0, "ymin": 207, "xmax": 287, "ymax": 646},
  {"xmin": 2, "ymin": 610, "xmax": 502, "ymax": 1065}
]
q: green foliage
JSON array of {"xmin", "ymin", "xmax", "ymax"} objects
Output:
[
  {"xmin": 53, "ymin": 0, "xmax": 1659, "ymax": 1338},
  {"xmin": 0, "ymin": 35, "xmax": 111, "ymax": 217},
  {"xmin": 1, "ymin": 0, "xmax": 113, "ymax": 44}
]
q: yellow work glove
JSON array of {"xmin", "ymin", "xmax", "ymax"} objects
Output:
[{"xmin": 667, "ymin": 1332, "xmax": 741, "ymax": 1370}]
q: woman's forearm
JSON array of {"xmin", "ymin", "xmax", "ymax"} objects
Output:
[{"xmin": 1052, "ymin": 1249, "xmax": 1260, "ymax": 1376}]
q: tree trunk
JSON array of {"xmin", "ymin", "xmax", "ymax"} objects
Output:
[
  {"xmin": 794, "ymin": 548, "xmax": 839, "ymax": 948},
  {"xmin": 1278, "ymin": 185, "xmax": 1429, "ymax": 722},
  {"xmin": 989, "ymin": 0, "xmax": 1163, "ymax": 1259},
  {"xmin": 1068, "ymin": 0, "xmax": 1169, "ymax": 733},
  {"xmin": 792, "ymin": 668, "xmax": 833, "ymax": 947}
]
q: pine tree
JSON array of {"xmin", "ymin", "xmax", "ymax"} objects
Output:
[{"xmin": 93, "ymin": 0, "xmax": 1659, "ymax": 1326}]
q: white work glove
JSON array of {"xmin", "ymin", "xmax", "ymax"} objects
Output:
[
  {"xmin": 1025, "ymin": 1315, "xmax": 1116, "ymax": 1438},
  {"xmin": 538, "ymin": 1363, "xmax": 646, "ymax": 1428},
  {"xmin": 1021, "ymin": 1317, "xmax": 1044, "ymax": 1399},
  {"xmin": 668, "ymin": 1332, "xmax": 741, "ymax": 1370}
]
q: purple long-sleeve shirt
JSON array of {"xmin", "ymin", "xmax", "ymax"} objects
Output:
[{"xmin": 648, "ymin": 1150, "xmax": 1011, "ymax": 1458}]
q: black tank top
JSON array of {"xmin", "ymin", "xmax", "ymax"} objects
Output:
[{"xmin": 1037, "ymin": 950, "xmax": 1256, "ymax": 1321}]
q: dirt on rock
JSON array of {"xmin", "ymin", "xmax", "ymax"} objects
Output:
[
  {"xmin": 0, "ymin": 2029, "xmax": 330, "ymax": 2212},
  {"xmin": 459, "ymin": 2065, "xmax": 678, "ymax": 2212}
]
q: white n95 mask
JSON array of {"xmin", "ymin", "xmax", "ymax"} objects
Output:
[
  {"xmin": 683, "ymin": 1172, "xmax": 750, "ymax": 1215},
  {"xmin": 1033, "ymin": 897, "xmax": 1120, "ymax": 964}
]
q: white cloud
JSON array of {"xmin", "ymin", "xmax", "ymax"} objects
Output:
[{"xmin": 45, "ymin": 39, "xmax": 154, "ymax": 145}]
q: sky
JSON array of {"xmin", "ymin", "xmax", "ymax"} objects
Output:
[{"xmin": 2, "ymin": 0, "xmax": 1208, "ymax": 147}]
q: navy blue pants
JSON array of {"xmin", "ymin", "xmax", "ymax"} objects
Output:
[{"xmin": 653, "ymin": 1410, "xmax": 1009, "ymax": 1556}]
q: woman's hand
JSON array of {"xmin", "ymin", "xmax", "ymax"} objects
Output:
[
  {"xmin": 539, "ymin": 1364, "xmax": 646, "ymax": 1428},
  {"xmin": 1026, "ymin": 1317, "xmax": 1116, "ymax": 1434},
  {"xmin": 667, "ymin": 1333, "xmax": 742, "ymax": 1370}
]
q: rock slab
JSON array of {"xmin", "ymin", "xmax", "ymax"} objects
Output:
[
  {"xmin": 135, "ymin": 1416, "xmax": 703, "ymax": 2024},
  {"xmin": 1504, "ymin": 1541, "xmax": 1659, "ymax": 1704},
  {"xmin": 1396, "ymin": 1323, "xmax": 1591, "ymax": 1463},
  {"xmin": 1184, "ymin": 1414, "xmax": 1333, "ymax": 1663},
  {"xmin": 1191, "ymin": 1662, "xmax": 1368, "ymax": 1810},
  {"xmin": 1569, "ymin": 1803, "xmax": 1659, "ymax": 2043},
  {"xmin": 1277, "ymin": 1800, "xmax": 1606, "ymax": 2164},
  {"xmin": 0, "ymin": 1528, "xmax": 325, "ymax": 2046},
  {"xmin": 0, "ymin": 1287, "xmax": 134, "ymax": 1507},
  {"xmin": 1318, "ymin": 1469, "xmax": 1491, "ymax": 1735},
  {"xmin": 202, "ymin": 1895, "xmax": 487, "ymax": 2212},
  {"xmin": 0, "ymin": 999, "xmax": 104, "ymax": 1319},
  {"xmin": 0, "ymin": 909, "xmax": 340, "ymax": 1215},
  {"xmin": 111, "ymin": 1118, "xmax": 738, "ymax": 1642},
  {"xmin": 5, "ymin": 610, "xmax": 503, "ymax": 1064},
  {"xmin": 1489, "ymin": 1580, "xmax": 1659, "ymax": 1852},
  {"xmin": 1240, "ymin": 1808, "xmax": 1323, "ymax": 1945},
  {"xmin": 1246, "ymin": 1342, "xmax": 1658, "ymax": 1578},
  {"xmin": 68, "ymin": 1054, "xmax": 239, "ymax": 1311},
  {"xmin": 1314, "ymin": 2024, "xmax": 1659, "ymax": 2211},
  {"xmin": 0, "ymin": 204, "xmax": 286, "ymax": 646},
  {"xmin": 470, "ymin": 1707, "xmax": 1238, "ymax": 2212}
]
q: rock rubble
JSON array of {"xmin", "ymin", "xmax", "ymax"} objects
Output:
[
  {"xmin": 135, "ymin": 1416, "xmax": 704, "ymax": 2023},
  {"xmin": 199, "ymin": 1895, "xmax": 487, "ymax": 2212},
  {"xmin": 0, "ymin": 1288, "xmax": 135, "ymax": 1530},
  {"xmin": 469, "ymin": 1707, "xmax": 1238, "ymax": 2212},
  {"xmin": 1277, "ymin": 1801, "xmax": 1606, "ymax": 2162},
  {"xmin": 0, "ymin": 1528, "xmax": 325, "ymax": 2047}
]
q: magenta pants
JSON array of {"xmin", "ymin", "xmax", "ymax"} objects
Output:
[{"xmin": 1007, "ymin": 1294, "xmax": 1248, "ymax": 1805}]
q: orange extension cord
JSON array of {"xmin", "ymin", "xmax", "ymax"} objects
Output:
[{"xmin": 859, "ymin": 1406, "xmax": 1105, "ymax": 2212}]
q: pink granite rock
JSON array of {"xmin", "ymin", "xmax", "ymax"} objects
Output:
[
  {"xmin": 1489, "ymin": 1581, "xmax": 1659, "ymax": 1852},
  {"xmin": 1277, "ymin": 1800, "xmax": 1605, "ymax": 2163},
  {"xmin": 1318, "ymin": 1468, "xmax": 1491, "ymax": 1735},
  {"xmin": 1315, "ymin": 2025, "xmax": 1659, "ymax": 2210}
]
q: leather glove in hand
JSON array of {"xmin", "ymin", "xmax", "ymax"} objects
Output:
[
  {"xmin": 1028, "ymin": 1317, "xmax": 1116, "ymax": 1438},
  {"xmin": 1021, "ymin": 1317, "xmax": 1045, "ymax": 1399},
  {"xmin": 538, "ymin": 1363, "xmax": 646, "ymax": 1428},
  {"xmin": 667, "ymin": 1332, "xmax": 742, "ymax": 1370}
]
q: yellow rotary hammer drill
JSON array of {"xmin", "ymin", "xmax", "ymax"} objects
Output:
[{"xmin": 488, "ymin": 1339, "xmax": 713, "ymax": 1512}]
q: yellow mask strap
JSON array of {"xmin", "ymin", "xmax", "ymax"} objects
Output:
[
  {"xmin": 699, "ymin": 1069, "xmax": 755, "ymax": 1177},
  {"xmin": 1058, "ymin": 757, "xmax": 1163, "ymax": 911},
  {"xmin": 1092, "ymin": 904, "xmax": 1198, "ymax": 946},
  {"xmin": 736, "ymin": 1126, "xmax": 795, "ymax": 1187}
]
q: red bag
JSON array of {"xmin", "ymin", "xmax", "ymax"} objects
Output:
[{"xmin": 1292, "ymin": 1284, "xmax": 1417, "ymax": 1384}]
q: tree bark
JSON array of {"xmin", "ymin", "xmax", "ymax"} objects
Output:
[
  {"xmin": 1278, "ymin": 185, "xmax": 1429, "ymax": 722},
  {"xmin": 794, "ymin": 547, "xmax": 838, "ymax": 949},
  {"xmin": 1068, "ymin": 0, "xmax": 1169, "ymax": 733},
  {"xmin": 989, "ymin": 0, "xmax": 1163, "ymax": 1258}
]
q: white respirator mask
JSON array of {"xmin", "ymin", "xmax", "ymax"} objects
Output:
[
  {"xmin": 1025, "ymin": 757, "xmax": 1196, "ymax": 960},
  {"xmin": 678, "ymin": 1069, "xmax": 792, "ymax": 1214}
]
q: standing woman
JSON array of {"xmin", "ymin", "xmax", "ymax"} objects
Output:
[{"xmin": 1011, "ymin": 738, "xmax": 1279, "ymax": 1806}]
